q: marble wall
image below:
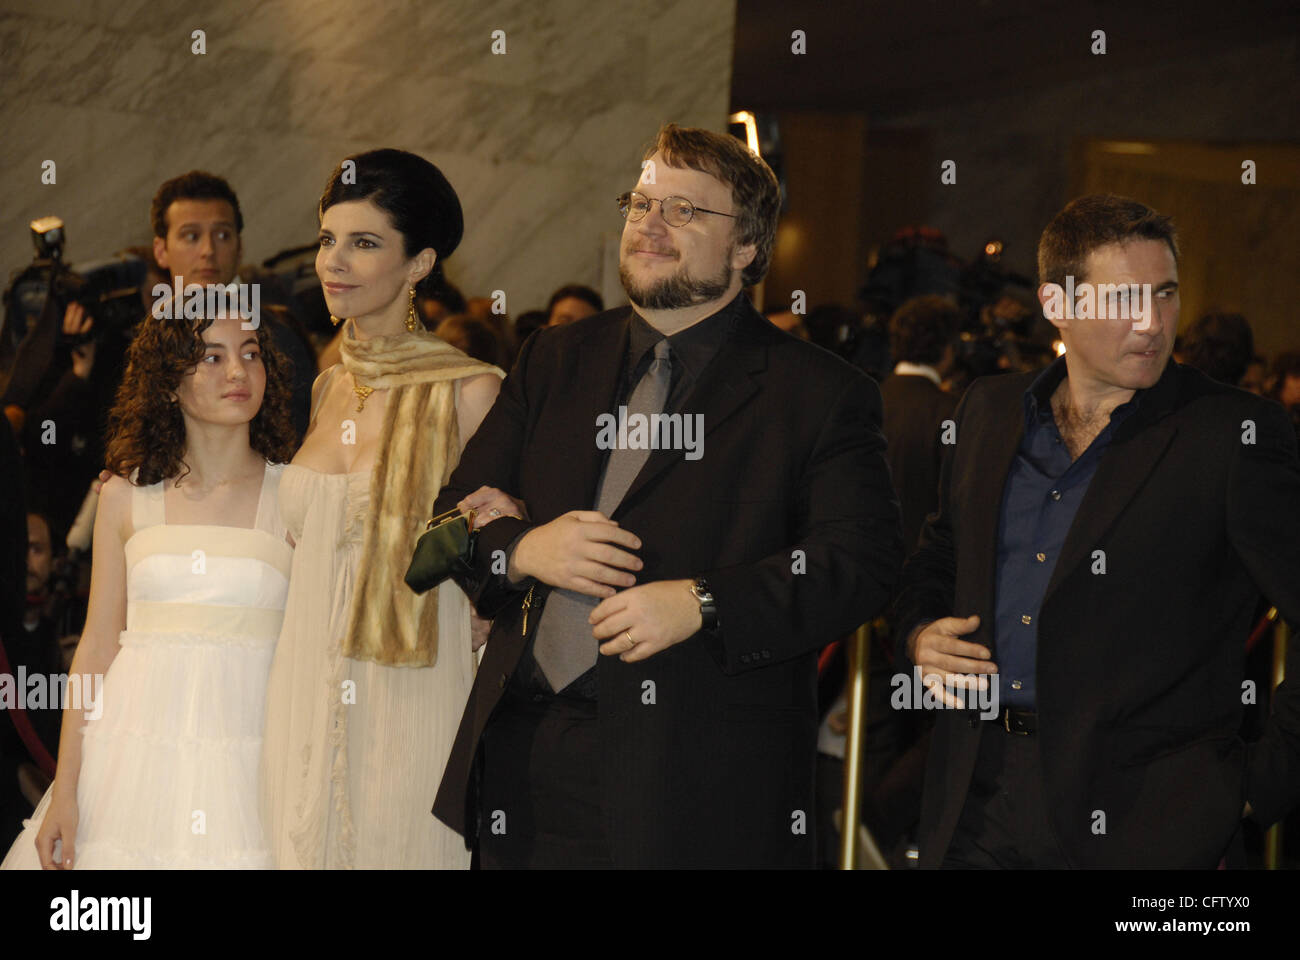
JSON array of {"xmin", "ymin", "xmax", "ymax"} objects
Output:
[{"xmin": 0, "ymin": 0, "xmax": 737, "ymax": 323}]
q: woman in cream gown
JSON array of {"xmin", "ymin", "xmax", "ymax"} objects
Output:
[{"xmin": 261, "ymin": 149, "xmax": 518, "ymax": 869}]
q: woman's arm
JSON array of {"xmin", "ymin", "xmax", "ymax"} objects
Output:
[
  {"xmin": 36, "ymin": 473, "xmax": 130, "ymax": 867},
  {"xmin": 455, "ymin": 373, "xmax": 502, "ymax": 455}
]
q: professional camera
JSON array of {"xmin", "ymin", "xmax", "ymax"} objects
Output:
[{"xmin": 2, "ymin": 216, "xmax": 148, "ymax": 357}]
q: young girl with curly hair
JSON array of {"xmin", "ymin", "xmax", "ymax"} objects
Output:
[{"xmin": 2, "ymin": 308, "xmax": 297, "ymax": 869}]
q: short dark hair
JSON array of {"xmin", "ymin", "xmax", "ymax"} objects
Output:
[
  {"xmin": 643, "ymin": 123, "xmax": 781, "ymax": 287},
  {"xmin": 419, "ymin": 278, "xmax": 467, "ymax": 315},
  {"xmin": 319, "ymin": 148, "xmax": 463, "ymax": 298},
  {"xmin": 889, "ymin": 295, "xmax": 962, "ymax": 366},
  {"xmin": 1038, "ymin": 194, "xmax": 1179, "ymax": 290},
  {"xmin": 1272, "ymin": 350, "xmax": 1300, "ymax": 387},
  {"xmin": 546, "ymin": 284, "xmax": 603, "ymax": 316},
  {"xmin": 514, "ymin": 309, "xmax": 547, "ymax": 345},
  {"xmin": 1181, "ymin": 312, "xmax": 1254, "ymax": 386},
  {"xmin": 151, "ymin": 171, "xmax": 243, "ymax": 239},
  {"xmin": 433, "ymin": 315, "xmax": 501, "ymax": 366}
]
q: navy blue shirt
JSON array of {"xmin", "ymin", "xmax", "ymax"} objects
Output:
[{"xmin": 993, "ymin": 357, "xmax": 1141, "ymax": 709}]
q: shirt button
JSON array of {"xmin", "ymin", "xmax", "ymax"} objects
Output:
[
  {"xmin": 1021, "ymin": 614, "xmax": 1032, "ymax": 625},
  {"xmin": 1036, "ymin": 552, "xmax": 1046, "ymax": 563},
  {"xmin": 1050, "ymin": 490, "xmax": 1061, "ymax": 501},
  {"xmin": 1011, "ymin": 680, "xmax": 1023, "ymax": 690}
]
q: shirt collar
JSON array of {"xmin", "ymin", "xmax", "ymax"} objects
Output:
[
  {"xmin": 893, "ymin": 361, "xmax": 941, "ymax": 386},
  {"xmin": 1024, "ymin": 353, "xmax": 1144, "ymax": 427},
  {"xmin": 627, "ymin": 291, "xmax": 745, "ymax": 381}
]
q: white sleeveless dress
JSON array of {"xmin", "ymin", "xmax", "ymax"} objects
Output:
[
  {"xmin": 259, "ymin": 463, "xmax": 474, "ymax": 869},
  {"xmin": 260, "ymin": 362, "xmax": 475, "ymax": 871},
  {"xmin": 0, "ymin": 462, "xmax": 293, "ymax": 869}
]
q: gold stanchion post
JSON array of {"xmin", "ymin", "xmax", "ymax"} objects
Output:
[
  {"xmin": 838, "ymin": 623, "xmax": 871, "ymax": 869},
  {"xmin": 1265, "ymin": 613, "xmax": 1288, "ymax": 870}
]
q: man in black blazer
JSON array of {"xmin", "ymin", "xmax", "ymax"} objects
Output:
[
  {"xmin": 432, "ymin": 123, "xmax": 902, "ymax": 868},
  {"xmin": 879, "ymin": 295, "xmax": 961, "ymax": 554},
  {"xmin": 895, "ymin": 194, "xmax": 1300, "ymax": 868}
]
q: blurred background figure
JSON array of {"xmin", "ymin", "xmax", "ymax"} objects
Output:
[
  {"xmin": 416, "ymin": 279, "xmax": 468, "ymax": 329},
  {"xmin": 0, "ymin": 511, "xmax": 69, "ymax": 846},
  {"xmin": 1181, "ymin": 311, "xmax": 1255, "ymax": 387},
  {"xmin": 513, "ymin": 309, "xmax": 548, "ymax": 347},
  {"xmin": 1270, "ymin": 350, "xmax": 1300, "ymax": 445},
  {"xmin": 1241, "ymin": 355, "xmax": 1269, "ymax": 395},
  {"xmin": 434, "ymin": 314, "xmax": 505, "ymax": 366},
  {"xmin": 545, "ymin": 283, "xmax": 603, "ymax": 327},
  {"xmin": 816, "ymin": 293, "xmax": 963, "ymax": 869},
  {"xmin": 881, "ymin": 295, "xmax": 961, "ymax": 555}
]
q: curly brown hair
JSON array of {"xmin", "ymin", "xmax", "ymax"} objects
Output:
[
  {"xmin": 105, "ymin": 312, "xmax": 297, "ymax": 485},
  {"xmin": 889, "ymin": 295, "xmax": 962, "ymax": 367},
  {"xmin": 642, "ymin": 123, "xmax": 782, "ymax": 288}
]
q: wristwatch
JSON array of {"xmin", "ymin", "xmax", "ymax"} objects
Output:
[{"xmin": 690, "ymin": 579, "xmax": 719, "ymax": 631}]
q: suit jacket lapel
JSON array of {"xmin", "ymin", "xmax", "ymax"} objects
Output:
[
  {"xmin": 571, "ymin": 310, "xmax": 632, "ymax": 508},
  {"xmin": 612, "ymin": 305, "xmax": 766, "ymax": 517},
  {"xmin": 1042, "ymin": 360, "xmax": 1182, "ymax": 607},
  {"xmin": 1043, "ymin": 414, "xmax": 1178, "ymax": 607}
]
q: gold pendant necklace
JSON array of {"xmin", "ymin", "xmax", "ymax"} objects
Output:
[{"xmin": 353, "ymin": 382, "xmax": 374, "ymax": 412}]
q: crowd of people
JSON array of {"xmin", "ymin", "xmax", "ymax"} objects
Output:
[
  {"xmin": 0, "ymin": 160, "xmax": 609, "ymax": 865},
  {"xmin": 1, "ymin": 122, "xmax": 1298, "ymax": 870}
]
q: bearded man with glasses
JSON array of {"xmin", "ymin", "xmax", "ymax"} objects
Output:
[{"xmin": 431, "ymin": 123, "xmax": 902, "ymax": 868}]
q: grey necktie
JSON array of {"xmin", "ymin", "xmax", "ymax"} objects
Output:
[{"xmin": 532, "ymin": 338, "xmax": 672, "ymax": 692}]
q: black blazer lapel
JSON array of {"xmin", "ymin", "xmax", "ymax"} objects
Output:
[
  {"xmin": 1043, "ymin": 416, "xmax": 1178, "ymax": 607},
  {"xmin": 1042, "ymin": 361, "xmax": 1182, "ymax": 607},
  {"xmin": 568, "ymin": 310, "xmax": 632, "ymax": 508}
]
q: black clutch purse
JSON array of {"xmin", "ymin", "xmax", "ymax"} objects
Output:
[{"xmin": 404, "ymin": 507, "xmax": 477, "ymax": 594}]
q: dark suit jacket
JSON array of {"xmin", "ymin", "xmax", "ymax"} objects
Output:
[
  {"xmin": 431, "ymin": 299, "xmax": 903, "ymax": 867},
  {"xmin": 879, "ymin": 372, "xmax": 957, "ymax": 555},
  {"xmin": 895, "ymin": 360, "xmax": 1300, "ymax": 867}
]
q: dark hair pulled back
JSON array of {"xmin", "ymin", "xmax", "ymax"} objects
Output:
[{"xmin": 319, "ymin": 148, "xmax": 464, "ymax": 297}]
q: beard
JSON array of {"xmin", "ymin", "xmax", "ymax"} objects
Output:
[{"xmin": 620, "ymin": 245, "xmax": 734, "ymax": 310}]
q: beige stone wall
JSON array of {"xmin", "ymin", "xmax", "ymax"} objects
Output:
[{"xmin": 0, "ymin": 0, "xmax": 737, "ymax": 318}]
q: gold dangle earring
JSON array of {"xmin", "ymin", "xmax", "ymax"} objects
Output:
[
  {"xmin": 330, "ymin": 314, "xmax": 344, "ymax": 326},
  {"xmin": 405, "ymin": 287, "xmax": 418, "ymax": 332}
]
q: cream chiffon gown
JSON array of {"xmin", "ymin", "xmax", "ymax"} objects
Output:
[
  {"xmin": 260, "ymin": 461, "xmax": 474, "ymax": 869},
  {"xmin": 1, "ymin": 462, "xmax": 292, "ymax": 869}
]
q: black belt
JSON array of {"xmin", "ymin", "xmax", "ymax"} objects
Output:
[{"xmin": 994, "ymin": 707, "xmax": 1037, "ymax": 735}]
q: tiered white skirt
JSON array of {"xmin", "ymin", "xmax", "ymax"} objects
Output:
[{"xmin": 1, "ymin": 626, "xmax": 275, "ymax": 870}]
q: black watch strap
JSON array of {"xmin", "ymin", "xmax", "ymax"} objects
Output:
[{"xmin": 692, "ymin": 578, "xmax": 719, "ymax": 631}]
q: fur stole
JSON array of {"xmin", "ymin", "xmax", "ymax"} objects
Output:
[{"xmin": 338, "ymin": 319, "xmax": 503, "ymax": 667}]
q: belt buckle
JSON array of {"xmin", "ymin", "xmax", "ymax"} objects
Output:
[{"xmin": 1003, "ymin": 708, "xmax": 1029, "ymax": 736}]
